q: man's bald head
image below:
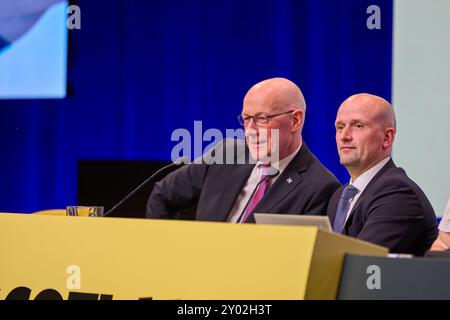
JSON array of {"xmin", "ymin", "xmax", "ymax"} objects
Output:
[
  {"xmin": 343, "ymin": 93, "xmax": 396, "ymax": 130},
  {"xmin": 241, "ymin": 78, "xmax": 306, "ymax": 162},
  {"xmin": 335, "ymin": 93, "xmax": 397, "ymax": 180},
  {"xmin": 243, "ymin": 77, "xmax": 306, "ymax": 113}
]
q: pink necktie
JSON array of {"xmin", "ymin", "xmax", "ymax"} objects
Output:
[{"xmin": 240, "ymin": 165, "xmax": 272, "ymax": 223}]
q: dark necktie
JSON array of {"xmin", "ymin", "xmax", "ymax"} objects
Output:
[{"xmin": 332, "ymin": 185, "xmax": 359, "ymax": 233}]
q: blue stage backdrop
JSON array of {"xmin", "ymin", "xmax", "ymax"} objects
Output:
[{"xmin": 0, "ymin": 0, "xmax": 392, "ymax": 213}]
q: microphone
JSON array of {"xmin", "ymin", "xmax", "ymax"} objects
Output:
[
  {"xmin": 104, "ymin": 157, "xmax": 189, "ymax": 217},
  {"xmin": 237, "ymin": 167, "xmax": 280, "ymax": 223}
]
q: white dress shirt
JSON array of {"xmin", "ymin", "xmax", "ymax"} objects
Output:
[
  {"xmin": 438, "ymin": 198, "xmax": 450, "ymax": 232},
  {"xmin": 344, "ymin": 157, "xmax": 391, "ymax": 224},
  {"xmin": 227, "ymin": 143, "xmax": 302, "ymax": 223}
]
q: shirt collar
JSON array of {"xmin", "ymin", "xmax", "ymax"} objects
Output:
[
  {"xmin": 350, "ymin": 156, "xmax": 391, "ymax": 192},
  {"xmin": 256, "ymin": 142, "xmax": 302, "ymax": 174}
]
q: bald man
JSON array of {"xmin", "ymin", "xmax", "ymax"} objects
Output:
[
  {"xmin": 146, "ymin": 78, "xmax": 340, "ymax": 222},
  {"xmin": 328, "ymin": 94, "xmax": 438, "ymax": 255}
]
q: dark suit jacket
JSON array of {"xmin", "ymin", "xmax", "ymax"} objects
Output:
[
  {"xmin": 327, "ymin": 159, "xmax": 438, "ymax": 256},
  {"xmin": 147, "ymin": 139, "xmax": 341, "ymax": 222}
]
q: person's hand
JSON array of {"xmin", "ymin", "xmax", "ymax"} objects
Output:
[
  {"xmin": 431, "ymin": 198, "xmax": 450, "ymax": 251},
  {"xmin": 431, "ymin": 231, "xmax": 450, "ymax": 251}
]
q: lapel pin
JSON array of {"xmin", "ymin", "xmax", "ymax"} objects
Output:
[{"xmin": 286, "ymin": 178, "xmax": 293, "ymax": 184}]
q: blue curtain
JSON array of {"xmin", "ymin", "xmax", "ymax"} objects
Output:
[{"xmin": 0, "ymin": 0, "xmax": 392, "ymax": 213}]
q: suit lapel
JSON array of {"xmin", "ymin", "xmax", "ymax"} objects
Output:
[
  {"xmin": 329, "ymin": 187, "xmax": 345, "ymax": 224},
  {"xmin": 343, "ymin": 159, "xmax": 396, "ymax": 230},
  {"xmin": 251, "ymin": 144, "xmax": 311, "ymax": 215}
]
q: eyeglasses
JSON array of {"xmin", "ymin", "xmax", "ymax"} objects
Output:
[{"xmin": 237, "ymin": 110, "xmax": 294, "ymax": 127}]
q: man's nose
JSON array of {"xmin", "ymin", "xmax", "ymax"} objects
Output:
[{"xmin": 339, "ymin": 126, "xmax": 352, "ymax": 142}]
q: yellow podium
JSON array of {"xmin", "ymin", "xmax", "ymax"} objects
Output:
[{"xmin": 0, "ymin": 213, "xmax": 387, "ymax": 300}]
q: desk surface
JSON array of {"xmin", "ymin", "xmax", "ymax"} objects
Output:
[{"xmin": 338, "ymin": 254, "xmax": 450, "ymax": 300}]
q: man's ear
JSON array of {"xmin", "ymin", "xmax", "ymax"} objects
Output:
[
  {"xmin": 382, "ymin": 127, "xmax": 395, "ymax": 149},
  {"xmin": 292, "ymin": 110, "xmax": 304, "ymax": 131}
]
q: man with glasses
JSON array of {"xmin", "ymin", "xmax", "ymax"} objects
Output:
[{"xmin": 146, "ymin": 78, "xmax": 340, "ymax": 223}]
